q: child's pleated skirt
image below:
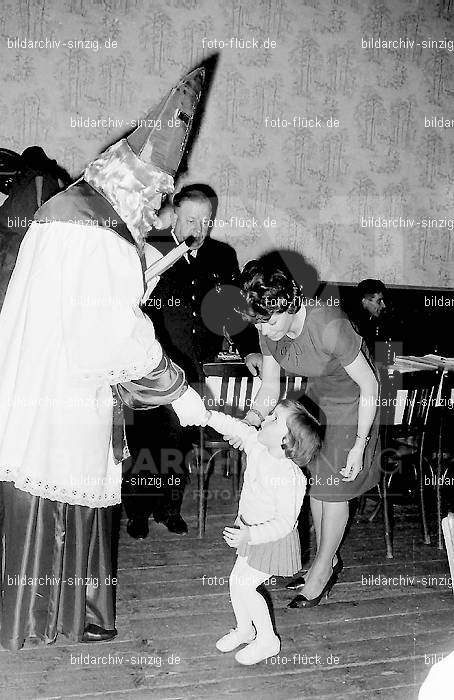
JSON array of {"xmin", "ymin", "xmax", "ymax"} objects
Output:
[{"xmin": 236, "ymin": 527, "xmax": 301, "ymax": 577}]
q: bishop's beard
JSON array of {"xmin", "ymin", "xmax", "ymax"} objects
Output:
[{"xmin": 83, "ymin": 139, "xmax": 174, "ymax": 249}]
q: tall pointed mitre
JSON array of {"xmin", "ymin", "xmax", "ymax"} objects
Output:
[{"xmin": 127, "ymin": 67, "xmax": 205, "ymax": 178}]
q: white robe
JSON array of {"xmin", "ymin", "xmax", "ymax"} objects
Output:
[{"xmin": 0, "ymin": 221, "xmax": 163, "ymax": 507}]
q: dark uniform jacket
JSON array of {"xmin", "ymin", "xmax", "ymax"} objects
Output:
[
  {"xmin": 350, "ymin": 309, "xmax": 401, "ymax": 364},
  {"xmin": 144, "ymin": 230, "xmax": 258, "ymax": 385}
]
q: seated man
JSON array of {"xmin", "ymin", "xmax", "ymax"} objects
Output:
[
  {"xmin": 351, "ymin": 278, "xmax": 398, "ymax": 363},
  {"xmin": 122, "ymin": 185, "xmax": 259, "ymax": 537}
]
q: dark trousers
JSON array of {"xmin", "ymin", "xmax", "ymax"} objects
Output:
[{"xmin": 122, "ymin": 405, "xmax": 195, "ymax": 520}]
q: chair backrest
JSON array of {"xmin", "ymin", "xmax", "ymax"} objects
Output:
[
  {"xmin": 438, "ymin": 369, "xmax": 454, "ymax": 408},
  {"xmin": 399, "ymin": 370, "xmax": 440, "ymax": 429},
  {"xmin": 282, "ymin": 374, "xmax": 306, "ymax": 399},
  {"xmin": 202, "ymin": 363, "xmax": 307, "ymax": 417},
  {"xmin": 203, "ymin": 362, "xmax": 260, "ymax": 417},
  {"xmin": 442, "ymin": 513, "xmax": 454, "ymax": 595}
]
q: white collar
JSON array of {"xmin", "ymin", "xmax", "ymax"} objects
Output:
[{"xmin": 287, "ymin": 305, "xmax": 307, "ymax": 339}]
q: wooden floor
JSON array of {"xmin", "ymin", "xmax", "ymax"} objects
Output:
[{"xmin": 2, "ymin": 474, "xmax": 453, "ymax": 700}]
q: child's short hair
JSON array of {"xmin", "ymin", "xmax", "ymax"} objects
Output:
[{"xmin": 279, "ymin": 398, "xmax": 323, "ymax": 468}]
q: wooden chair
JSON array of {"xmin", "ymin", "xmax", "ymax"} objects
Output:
[
  {"xmin": 380, "ymin": 369, "xmax": 441, "ymax": 558},
  {"xmin": 434, "ymin": 370, "xmax": 454, "ymax": 549},
  {"xmin": 441, "ymin": 512, "xmax": 454, "ymax": 594},
  {"xmin": 193, "ymin": 363, "xmax": 259, "ymax": 538},
  {"xmin": 193, "ymin": 363, "xmax": 306, "ymax": 537}
]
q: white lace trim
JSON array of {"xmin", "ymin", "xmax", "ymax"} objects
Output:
[
  {"xmin": 0, "ymin": 467, "xmax": 121, "ymax": 508},
  {"xmin": 71, "ymin": 345, "xmax": 163, "ymax": 385}
]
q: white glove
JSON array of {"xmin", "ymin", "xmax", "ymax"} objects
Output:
[{"xmin": 171, "ymin": 386, "xmax": 209, "ymax": 427}]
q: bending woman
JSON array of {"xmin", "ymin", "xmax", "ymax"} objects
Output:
[{"xmin": 236, "ymin": 253, "xmax": 380, "ymax": 608}]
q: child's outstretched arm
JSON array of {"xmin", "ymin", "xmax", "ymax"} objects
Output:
[{"xmin": 207, "ymin": 411, "xmax": 258, "ymax": 454}]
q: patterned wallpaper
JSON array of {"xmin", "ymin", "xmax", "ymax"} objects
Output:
[{"xmin": 1, "ymin": 0, "xmax": 454, "ymax": 287}]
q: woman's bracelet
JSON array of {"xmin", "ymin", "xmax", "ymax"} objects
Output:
[
  {"xmin": 356, "ymin": 433, "xmax": 370, "ymax": 444},
  {"xmin": 244, "ymin": 408, "xmax": 265, "ymax": 426}
]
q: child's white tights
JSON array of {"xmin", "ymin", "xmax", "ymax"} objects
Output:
[{"xmin": 229, "ymin": 555, "xmax": 275, "ymax": 640}]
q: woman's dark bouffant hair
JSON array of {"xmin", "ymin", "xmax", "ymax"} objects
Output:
[{"xmin": 237, "ymin": 253, "xmax": 303, "ymax": 323}]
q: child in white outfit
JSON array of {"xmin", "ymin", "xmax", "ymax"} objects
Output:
[{"xmin": 206, "ymin": 398, "xmax": 322, "ymax": 666}]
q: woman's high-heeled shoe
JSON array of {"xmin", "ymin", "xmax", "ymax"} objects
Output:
[
  {"xmin": 285, "ymin": 555, "xmax": 343, "ymax": 591},
  {"xmin": 287, "ymin": 570, "xmax": 338, "ymax": 609},
  {"xmin": 285, "ymin": 570, "xmax": 308, "ymax": 590},
  {"xmin": 332, "ymin": 554, "xmax": 343, "ymax": 577}
]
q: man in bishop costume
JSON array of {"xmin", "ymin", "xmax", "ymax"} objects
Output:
[{"xmin": 0, "ymin": 67, "xmax": 208, "ymax": 650}]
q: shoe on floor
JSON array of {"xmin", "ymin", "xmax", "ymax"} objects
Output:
[
  {"xmin": 154, "ymin": 512, "xmax": 188, "ymax": 534},
  {"xmin": 216, "ymin": 627, "xmax": 256, "ymax": 652},
  {"xmin": 234, "ymin": 635, "xmax": 280, "ymax": 665},
  {"xmin": 82, "ymin": 624, "xmax": 117, "ymax": 643},
  {"xmin": 126, "ymin": 516, "xmax": 149, "ymax": 540}
]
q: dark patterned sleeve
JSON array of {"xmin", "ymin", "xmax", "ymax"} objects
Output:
[{"xmin": 116, "ymin": 351, "xmax": 188, "ymax": 410}]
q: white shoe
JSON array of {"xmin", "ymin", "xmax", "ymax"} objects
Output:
[
  {"xmin": 215, "ymin": 627, "xmax": 256, "ymax": 652},
  {"xmin": 234, "ymin": 635, "xmax": 280, "ymax": 665}
]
